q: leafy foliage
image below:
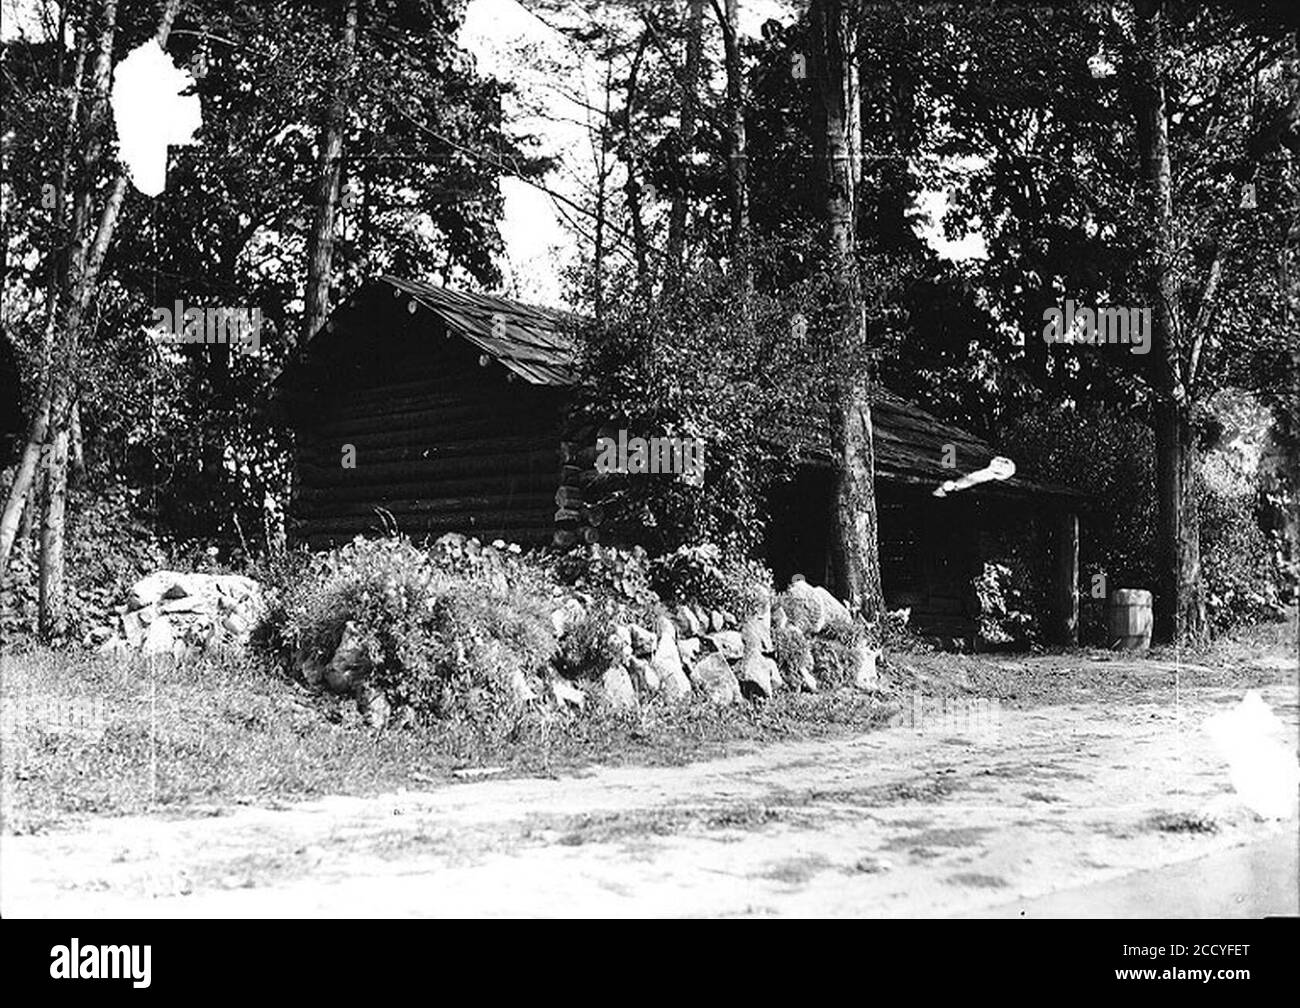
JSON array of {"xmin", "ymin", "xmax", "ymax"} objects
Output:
[
  {"xmin": 266, "ymin": 536, "xmax": 557, "ymax": 718},
  {"xmin": 649, "ymin": 542, "xmax": 773, "ymax": 620}
]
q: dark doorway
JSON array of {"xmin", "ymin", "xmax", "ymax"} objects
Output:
[{"xmin": 765, "ymin": 465, "xmax": 834, "ymax": 590}]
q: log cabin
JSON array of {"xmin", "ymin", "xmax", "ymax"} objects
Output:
[{"xmin": 276, "ymin": 276, "xmax": 1088, "ymax": 645}]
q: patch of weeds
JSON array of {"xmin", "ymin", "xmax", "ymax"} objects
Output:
[
  {"xmin": 946, "ymin": 872, "xmax": 1009, "ymax": 888},
  {"xmin": 1032, "ymin": 766, "xmax": 1088, "ymax": 781},
  {"xmin": 883, "ymin": 826, "xmax": 991, "ymax": 852},
  {"xmin": 760, "ymin": 853, "xmax": 832, "ymax": 886},
  {"xmin": 550, "ymin": 803, "xmax": 787, "ymax": 846},
  {"xmin": 1146, "ymin": 811, "xmax": 1219, "ymax": 834}
]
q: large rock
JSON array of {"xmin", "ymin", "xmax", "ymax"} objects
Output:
[
  {"xmin": 748, "ymin": 598, "xmax": 774, "ymax": 654},
  {"xmin": 325, "ymin": 621, "xmax": 372, "ymax": 694},
  {"xmin": 690, "ymin": 653, "xmax": 742, "ymax": 705},
  {"xmin": 673, "ymin": 604, "xmax": 704, "ymax": 638},
  {"xmin": 127, "ymin": 570, "xmax": 186, "ymax": 610},
  {"xmin": 677, "ymin": 636, "xmax": 702, "ymax": 666},
  {"xmin": 550, "ymin": 677, "xmax": 586, "ymax": 711},
  {"xmin": 651, "ymin": 616, "xmax": 692, "ymax": 700},
  {"xmin": 356, "ymin": 686, "xmax": 391, "ymax": 729},
  {"xmin": 628, "ymin": 656, "xmax": 661, "ymax": 694},
  {"xmin": 294, "ymin": 648, "xmax": 326, "ymax": 688},
  {"xmin": 629, "ymin": 623, "xmax": 657, "ymax": 657},
  {"xmin": 812, "ymin": 585, "xmax": 852, "ymax": 627},
  {"xmin": 737, "ymin": 654, "xmax": 777, "ymax": 699},
  {"xmin": 141, "ymin": 616, "xmax": 178, "ymax": 657},
  {"xmin": 853, "ymin": 641, "xmax": 881, "ymax": 691},
  {"xmin": 609, "ymin": 623, "xmax": 634, "ymax": 665},
  {"xmin": 704, "ymin": 630, "xmax": 744, "ymax": 660},
  {"xmin": 600, "ymin": 664, "xmax": 639, "ymax": 713},
  {"xmin": 736, "ymin": 609, "xmax": 775, "ymax": 698},
  {"xmin": 784, "ymin": 575, "xmax": 850, "ymax": 633},
  {"xmin": 114, "ymin": 571, "xmax": 264, "ymax": 657}
]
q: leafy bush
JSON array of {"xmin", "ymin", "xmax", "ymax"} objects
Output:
[
  {"xmin": 772, "ymin": 621, "xmax": 812, "ymax": 679},
  {"xmin": 809, "ymin": 619, "xmax": 865, "ymax": 687},
  {"xmin": 545, "ymin": 543, "xmax": 656, "ymax": 606},
  {"xmin": 570, "ymin": 240, "xmax": 849, "ymax": 555},
  {"xmin": 265, "ymin": 536, "xmax": 557, "ymax": 718},
  {"xmin": 649, "ymin": 543, "xmax": 773, "ymax": 619},
  {"xmin": 1201, "ymin": 487, "xmax": 1286, "ymax": 634},
  {"xmin": 553, "ymin": 605, "xmax": 624, "ymax": 681},
  {"xmin": 973, "ymin": 562, "xmax": 1036, "ymax": 647},
  {"xmin": 0, "ymin": 481, "xmax": 171, "ymax": 645}
]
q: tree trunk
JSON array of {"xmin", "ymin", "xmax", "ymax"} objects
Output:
[
  {"xmin": 301, "ymin": 0, "xmax": 358, "ymax": 349},
  {"xmin": 38, "ymin": 425, "xmax": 69, "ymax": 639},
  {"xmin": 812, "ymin": 0, "xmax": 884, "ymax": 626},
  {"xmin": 719, "ymin": 0, "xmax": 751, "ymax": 290},
  {"xmin": 69, "ymin": 400, "xmax": 86, "ymax": 485},
  {"xmin": 621, "ymin": 32, "xmax": 651, "ymax": 292},
  {"xmin": 7, "ymin": 0, "xmax": 181, "ymax": 627},
  {"xmin": 1132, "ymin": 0, "xmax": 1205, "ymax": 644},
  {"xmin": 665, "ymin": 0, "xmax": 705, "ymax": 294}
]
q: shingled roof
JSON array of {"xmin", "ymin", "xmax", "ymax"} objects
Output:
[
  {"xmin": 380, "ymin": 275, "xmax": 578, "ymax": 386},
  {"xmin": 300, "ymin": 277, "xmax": 1085, "ymax": 504}
]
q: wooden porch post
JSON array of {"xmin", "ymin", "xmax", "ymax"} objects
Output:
[{"xmin": 1052, "ymin": 510, "xmax": 1080, "ymax": 645}]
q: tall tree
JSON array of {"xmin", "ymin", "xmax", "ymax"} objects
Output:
[
  {"xmin": 714, "ymin": 0, "xmax": 751, "ymax": 289},
  {"xmin": 301, "ymin": 0, "xmax": 358, "ymax": 350},
  {"xmin": 665, "ymin": 0, "xmax": 705, "ymax": 292},
  {"xmin": 810, "ymin": 0, "xmax": 883, "ymax": 622}
]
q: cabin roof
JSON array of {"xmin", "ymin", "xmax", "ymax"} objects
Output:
[
  {"xmin": 380, "ymin": 275, "xmax": 579, "ymax": 386},
  {"xmin": 302, "ymin": 276, "xmax": 1086, "ymax": 504}
]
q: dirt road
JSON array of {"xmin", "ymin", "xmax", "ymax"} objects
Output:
[
  {"xmin": 5, "ymin": 665, "xmax": 1294, "ymax": 920},
  {"xmin": 5, "ymin": 669, "xmax": 1296, "ymax": 918}
]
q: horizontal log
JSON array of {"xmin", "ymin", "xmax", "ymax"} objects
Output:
[
  {"xmin": 294, "ymin": 491, "xmax": 555, "ymax": 520},
  {"xmin": 294, "ymin": 509, "xmax": 557, "ymax": 536},
  {"xmin": 317, "ymin": 400, "xmax": 559, "ymax": 438},
  {"xmin": 554, "ymin": 485, "xmax": 584, "ymax": 508},
  {"xmin": 295, "ymin": 473, "xmax": 558, "ymax": 504},
  {"xmin": 297, "ymin": 448, "xmax": 559, "ymax": 486},
  {"xmin": 299, "ymin": 416, "xmax": 561, "ymax": 451},
  {"xmin": 299, "ymin": 433, "xmax": 556, "ymax": 467},
  {"xmin": 325, "ymin": 376, "xmax": 536, "ymax": 416},
  {"xmin": 323, "ymin": 387, "xmax": 561, "ymax": 426}
]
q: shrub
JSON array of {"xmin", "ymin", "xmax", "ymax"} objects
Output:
[
  {"xmin": 553, "ymin": 605, "xmax": 624, "ymax": 681},
  {"xmin": 545, "ymin": 543, "xmax": 657, "ymax": 606},
  {"xmin": 0, "ymin": 481, "xmax": 172, "ymax": 646},
  {"xmin": 265, "ymin": 536, "xmax": 557, "ymax": 718},
  {"xmin": 1201, "ymin": 487, "xmax": 1286, "ymax": 634},
  {"xmin": 973, "ymin": 562, "xmax": 1036, "ymax": 647},
  {"xmin": 649, "ymin": 543, "xmax": 773, "ymax": 619},
  {"xmin": 772, "ymin": 621, "xmax": 811, "ymax": 679}
]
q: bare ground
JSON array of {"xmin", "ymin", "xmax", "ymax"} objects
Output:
[{"xmin": 4, "ymin": 652, "xmax": 1296, "ymax": 918}]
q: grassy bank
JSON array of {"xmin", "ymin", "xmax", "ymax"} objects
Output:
[
  {"xmin": 0, "ymin": 648, "xmax": 894, "ymax": 834},
  {"xmin": 4, "ymin": 614, "xmax": 1293, "ymax": 835}
]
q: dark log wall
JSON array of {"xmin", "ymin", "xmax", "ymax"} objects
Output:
[
  {"xmin": 877, "ymin": 487, "xmax": 983, "ymax": 640},
  {"xmin": 289, "ymin": 311, "xmax": 565, "ymax": 550}
]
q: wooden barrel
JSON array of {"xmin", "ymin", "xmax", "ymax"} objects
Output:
[{"xmin": 1107, "ymin": 589, "xmax": 1153, "ymax": 650}]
